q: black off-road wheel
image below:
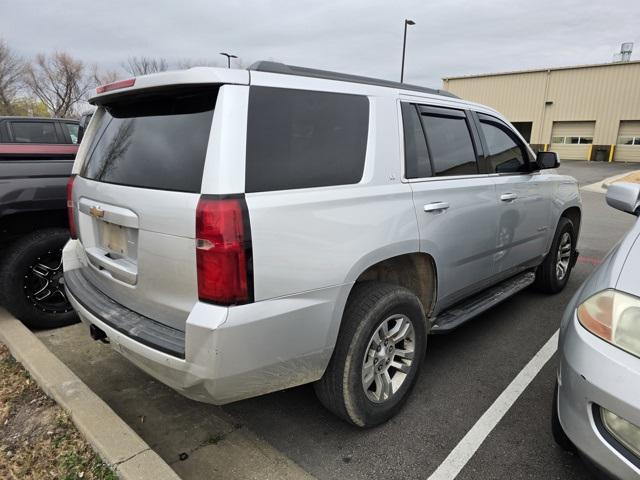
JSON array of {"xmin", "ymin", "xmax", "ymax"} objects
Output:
[
  {"xmin": 0, "ymin": 228, "xmax": 78, "ymax": 329},
  {"xmin": 314, "ymin": 282, "xmax": 427, "ymax": 427},
  {"xmin": 535, "ymin": 217, "xmax": 576, "ymax": 294}
]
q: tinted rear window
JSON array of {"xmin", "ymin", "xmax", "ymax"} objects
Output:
[
  {"xmin": 81, "ymin": 87, "xmax": 217, "ymax": 193},
  {"xmin": 246, "ymin": 87, "xmax": 369, "ymax": 192},
  {"xmin": 11, "ymin": 121, "xmax": 59, "ymax": 143}
]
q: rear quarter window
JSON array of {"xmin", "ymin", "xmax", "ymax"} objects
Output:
[
  {"xmin": 81, "ymin": 86, "xmax": 217, "ymax": 193},
  {"xmin": 245, "ymin": 87, "xmax": 369, "ymax": 193}
]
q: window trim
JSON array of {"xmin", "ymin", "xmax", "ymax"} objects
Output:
[
  {"xmin": 474, "ymin": 113, "xmax": 534, "ymax": 175},
  {"xmin": 399, "ymin": 100, "xmax": 483, "ymax": 182}
]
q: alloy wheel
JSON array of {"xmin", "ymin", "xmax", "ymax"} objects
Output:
[
  {"xmin": 556, "ymin": 232, "xmax": 572, "ymax": 281},
  {"xmin": 361, "ymin": 314, "xmax": 416, "ymax": 403},
  {"xmin": 23, "ymin": 247, "xmax": 72, "ymax": 314}
]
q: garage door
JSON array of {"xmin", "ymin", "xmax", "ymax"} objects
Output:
[
  {"xmin": 550, "ymin": 121, "xmax": 595, "ymax": 160},
  {"xmin": 616, "ymin": 121, "xmax": 640, "ymax": 162}
]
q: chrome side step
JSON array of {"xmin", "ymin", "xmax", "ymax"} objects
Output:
[{"xmin": 430, "ymin": 271, "xmax": 536, "ymax": 334}]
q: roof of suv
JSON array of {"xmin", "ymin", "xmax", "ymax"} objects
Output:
[
  {"xmin": 90, "ymin": 61, "xmax": 460, "ymax": 104},
  {"xmin": 249, "ymin": 61, "xmax": 459, "ymax": 99}
]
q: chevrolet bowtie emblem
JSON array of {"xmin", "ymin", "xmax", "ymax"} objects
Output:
[{"xmin": 89, "ymin": 206, "xmax": 104, "ymax": 218}]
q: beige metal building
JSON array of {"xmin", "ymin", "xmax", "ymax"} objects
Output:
[{"xmin": 442, "ymin": 60, "xmax": 640, "ymax": 162}]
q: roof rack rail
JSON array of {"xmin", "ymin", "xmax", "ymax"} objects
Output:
[{"xmin": 249, "ymin": 61, "xmax": 459, "ymax": 99}]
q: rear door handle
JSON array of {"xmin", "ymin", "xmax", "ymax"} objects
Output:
[
  {"xmin": 500, "ymin": 193, "xmax": 518, "ymax": 202},
  {"xmin": 423, "ymin": 201, "xmax": 450, "ymax": 213}
]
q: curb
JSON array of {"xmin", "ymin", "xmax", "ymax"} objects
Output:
[{"xmin": 0, "ymin": 310, "xmax": 180, "ymax": 480}]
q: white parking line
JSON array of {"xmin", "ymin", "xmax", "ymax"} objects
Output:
[{"xmin": 428, "ymin": 330, "xmax": 559, "ymax": 480}]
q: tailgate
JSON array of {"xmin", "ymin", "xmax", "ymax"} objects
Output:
[{"xmin": 71, "ymin": 86, "xmax": 218, "ymax": 331}]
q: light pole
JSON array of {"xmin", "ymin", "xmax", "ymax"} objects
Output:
[
  {"xmin": 219, "ymin": 52, "xmax": 238, "ymax": 68},
  {"xmin": 400, "ymin": 19, "xmax": 415, "ymax": 83}
]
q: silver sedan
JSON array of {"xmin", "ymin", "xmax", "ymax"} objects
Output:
[{"xmin": 554, "ymin": 182, "xmax": 640, "ymax": 479}]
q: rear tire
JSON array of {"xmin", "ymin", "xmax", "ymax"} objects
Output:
[
  {"xmin": 535, "ymin": 217, "xmax": 575, "ymax": 294},
  {"xmin": 314, "ymin": 282, "xmax": 427, "ymax": 427},
  {"xmin": 0, "ymin": 228, "xmax": 78, "ymax": 329},
  {"xmin": 552, "ymin": 381, "xmax": 576, "ymax": 452}
]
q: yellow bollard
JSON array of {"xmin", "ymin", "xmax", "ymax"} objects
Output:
[
  {"xmin": 587, "ymin": 144, "xmax": 593, "ymax": 161},
  {"xmin": 608, "ymin": 145, "xmax": 615, "ymax": 163}
]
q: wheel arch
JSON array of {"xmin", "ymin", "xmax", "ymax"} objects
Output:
[
  {"xmin": 561, "ymin": 206, "xmax": 582, "ymax": 238},
  {"xmin": 346, "ymin": 251, "xmax": 438, "ymax": 318},
  {"xmin": 0, "ymin": 209, "xmax": 68, "ymax": 251}
]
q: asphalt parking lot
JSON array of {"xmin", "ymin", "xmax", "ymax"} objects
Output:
[{"xmin": 34, "ymin": 160, "xmax": 639, "ymax": 479}]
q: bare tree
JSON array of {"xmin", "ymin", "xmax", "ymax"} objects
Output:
[
  {"xmin": 122, "ymin": 56, "xmax": 168, "ymax": 76},
  {"xmin": 175, "ymin": 58, "xmax": 223, "ymax": 69},
  {"xmin": 90, "ymin": 64, "xmax": 120, "ymax": 87},
  {"xmin": 0, "ymin": 39, "xmax": 25, "ymax": 115},
  {"xmin": 25, "ymin": 52, "xmax": 91, "ymax": 118}
]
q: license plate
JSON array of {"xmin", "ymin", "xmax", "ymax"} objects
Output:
[{"xmin": 99, "ymin": 221, "xmax": 128, "ymax": 256}]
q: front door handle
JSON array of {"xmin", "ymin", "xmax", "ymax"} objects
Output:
[
  {"xmin": 500, "ymin": 193, "xmax": 518, "ymax": 202},
  {"xmin": 423, "ymin": 201, "xmax": 450, "ymax": 213}
]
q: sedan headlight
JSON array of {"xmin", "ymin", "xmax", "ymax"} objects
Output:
[{"xmin": 577, "ymin": 289, "xmax": 640, "ymax": 358}]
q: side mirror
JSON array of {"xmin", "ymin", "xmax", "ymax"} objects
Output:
[
  {"xmin": 606, "ymin": 182, "xmax": 640, "ymax": 216},
  {"xmin": 536, "ymin": 151, "xmax": 560, "ymax": 170},
  {"xmin": 77, "ymin": 112, "xmax": 93, "ymax": 144}
]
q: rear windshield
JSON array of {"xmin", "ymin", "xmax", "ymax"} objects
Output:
[{"xmin": 81, "ymin": 86, "xmax": 217, "ymax": 193}]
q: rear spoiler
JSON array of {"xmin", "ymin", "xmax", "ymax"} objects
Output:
[{"xmin": 90, "ymin": 67, "xmax": 249, "ymax": 105}]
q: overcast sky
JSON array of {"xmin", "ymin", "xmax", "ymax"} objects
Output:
[{"xmin": 2, "ymin": 0, "xmax": 638, "ymax": 88}]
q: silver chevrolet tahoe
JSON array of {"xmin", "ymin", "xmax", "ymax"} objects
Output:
[{"xmin": 63, "ymin": 62, "xmax": 581, "ymax": 427}]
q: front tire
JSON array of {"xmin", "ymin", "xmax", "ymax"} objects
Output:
[
  {"xmin": 535, "ymin": 217, "xmax": 575, "ymax": 294},
  {"xmin": 0, "ymin": 228, "xmax": 78, "ymax": 329},
  {"xmin": 314, "ymin": 282, "xmax": 427, "ymax": 427}
]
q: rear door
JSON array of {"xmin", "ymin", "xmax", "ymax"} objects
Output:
[
  {"xmin": 474, "ymin": 113, "xmax": 551, "ymax": 276},
  {"xmin": 402, "ymin": 102, "xmax": 499, "ymax": 311},
  {"xmin": 71, "ymin": 86, "xmax": 219, "ymax": 331}
]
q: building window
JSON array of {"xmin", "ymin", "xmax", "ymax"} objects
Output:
[
  {"xmin": 617, "ymin": 136, "xmax": 640, "ymax": 146},
  {"xmin": 552, "ymin": 136, "xmax": 593, "ymax": 145}
]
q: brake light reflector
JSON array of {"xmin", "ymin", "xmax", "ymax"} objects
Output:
[
  {"xmin": 96, "ymin": 78, "xmax": 136, "ymax": 94},
  {"xmin": 196, "ymin": 196, "xmax": 252, "ymax": 305},
  {"xmin": 66, "ymin": 174, "xmax": 77, "ymax": 239}
]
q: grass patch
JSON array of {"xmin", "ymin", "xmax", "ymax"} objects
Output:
[{"xmin": 0, "ymin": 343, "xmax": 117, "ymax": 480}]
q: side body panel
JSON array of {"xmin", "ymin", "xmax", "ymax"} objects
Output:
[
  {"xmin": 492, "ymin": 173, "xmax": 552, "ymax": 275},
  {"xmin": 0, "ymin": 142, "xmax": 76, "ymax": 246},
  {"xmin": 409, "ymin": 176, "xmax": 498, "ymax": 311}
]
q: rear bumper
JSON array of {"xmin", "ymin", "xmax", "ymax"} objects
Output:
[
  {"xmin": 63, "ymin": 243, "xmax": 349, "ymax": 404},
  {"xmin": 557, "ymin": 311, "xmax": 640, "ymax": 479}
]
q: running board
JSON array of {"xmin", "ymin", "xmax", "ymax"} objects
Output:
[{"xmin": 431, "ymin": 271, "xmax": 536, "ymax": 334}]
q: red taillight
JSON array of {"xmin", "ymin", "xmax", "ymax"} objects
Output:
[
  {"xmin": 96, "ymin": 78, "xmax": 136, "ymax": 94},
  {"xmin": 66, "ymin": 174, "xmax": 77, "ymax": 239},
  {"xmin": 196, "ymin": 196, "xmax": 252, "ymax": 305}
]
